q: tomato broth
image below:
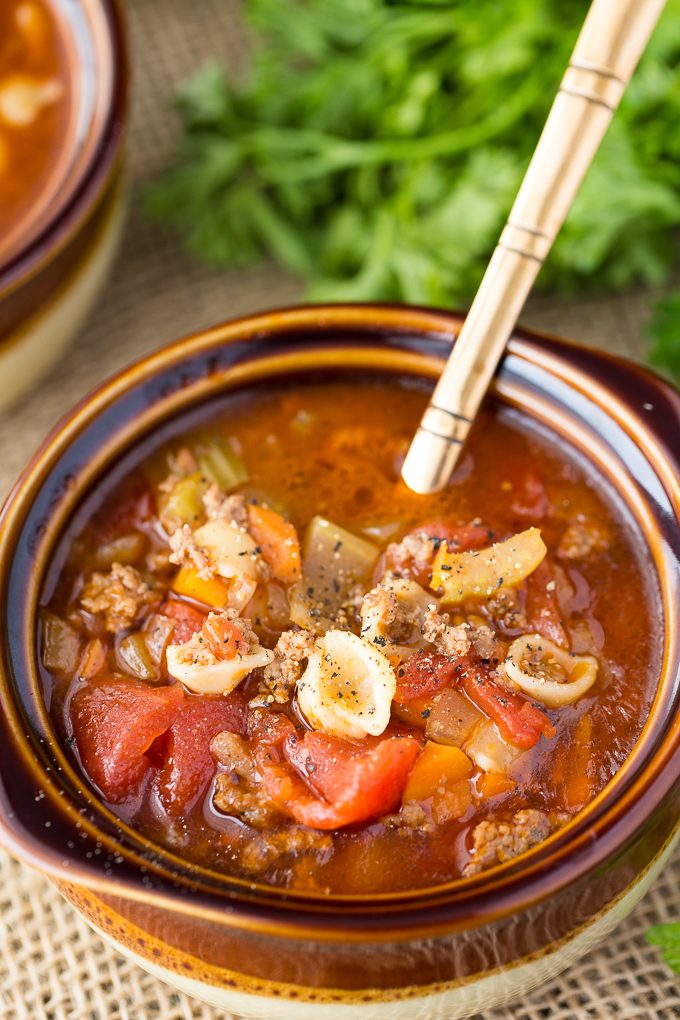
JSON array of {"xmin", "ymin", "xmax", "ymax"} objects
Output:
[
  {"xmin": 39, "ymin": 379, "xmax": 660, "ymax": 894},
  {"xmin": 0, "ymin": 1, "xmax": 72, "ymax": 258}
]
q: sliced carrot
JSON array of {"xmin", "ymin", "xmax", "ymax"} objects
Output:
[
  {"xmin": 247, "ymin": 504, "xmax": 301, "ymax": 583},
  {"xmin": 403, "ymin": 741, "xmax": 473, "ymax": 803},
  {"xmin": 479, "ymin": 771, "xmax": 517, "ymax": 799},
  {"xmin": 562, "ymin": 713, "xmax": 592, "ymax": 811},
  {"xmin": 171, "ymin": 566, "xmax": 230, "ymax": 608},
  {"xmin": 201, "ymin": 615, "xmax": 245, "ymax": 661},
  {"xmin": 432, "ymin": 778, "xmax": 473, "ymax": 823}
]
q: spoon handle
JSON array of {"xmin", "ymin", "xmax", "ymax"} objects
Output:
[{"xmin": 401, "ymin": 0, "xmax": 666, "ymax": 495}]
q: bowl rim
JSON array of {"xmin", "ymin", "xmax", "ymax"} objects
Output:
[
  {"xmin": 0, "ymin": 0, "xmax": 127, "ymax": 297},
  {"xmin": 0, "ymin": 301, "xmax": 679, "ymax": 942}
]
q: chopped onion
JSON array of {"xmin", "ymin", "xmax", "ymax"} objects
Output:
[
  {"xmin": 41, "ymin": 612, "xmax": 81, "ymax": 674},
  {"xmin": 77, "ymin": 638, "xmax": 108, "ymax": 680},
  {"xmin": 361, "ymin": 521, "xmax": 402, "ymax": 543},
  {"xmin": 117, "ymin": 633, "xmax": 157, "ymax": 681},
  {"xmin": 158, "ymin": 472, "xmax": 204, "ymax": 532},
  {"xmin": 143, "ymin": 614, "xmax": 175, "ymax": 665},
  {"xmin": 463, "ymin": 720, "xmax": 524, "ymax": 773},
  {"xmin": 290, "ymin": 516, "xmax": 378, "ymax": 630},
  {"xmin": 425, "ymin": 688, "xmax": 485, "ymax": 747}
]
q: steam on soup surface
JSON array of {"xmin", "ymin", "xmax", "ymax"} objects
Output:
[
  {"xmin": 40, "ymin": 379, "xmax": 660, "ymax": 893},
  {"xmin": 0, "ymin": 1, "xmax": 71, "ymax": 254}
]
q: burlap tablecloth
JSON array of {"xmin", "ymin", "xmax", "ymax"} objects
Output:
[{"xmin": 1, "ymin": 2, "xmax": 679, "ymax": 1017}]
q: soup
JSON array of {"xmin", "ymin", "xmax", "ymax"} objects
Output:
[
  {"xmin": 39, "ymin": 379, "xmax": 660, "ymax": 893},
  {"xmin": 0, "ymin": 0, "xmax": 71, "ymax": 258}
]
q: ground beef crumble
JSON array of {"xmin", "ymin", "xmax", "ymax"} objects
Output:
[
  {"xmin": 485, "ymin": 588, "xmax": 527, "ymax": 632},
  {"xmin": 202, "ymin": 486, "xmax": 248, "ymax": 527},
  {"xmin": 383, "ymin": 802, "xmax": 433, "ymax": 834},
  {"xmin": 383, "ymin": 531, "xmax": 438, "ymax": 579},
  {"xmin": 210, "ymin": 728, "xmax": 333, "ymax": 877},
  {"xmin": 80, "ymin": 563, "xmax": 159, "ymax": 633},
  {"xmin": 420, "ymin": 605, "xmax": 471, "ymax": 657},
  {"xmin": 254, "ymin": 628, "xmax": 316, "ymax": 706},
  {"xmin": 467, "ymin": 620, "xmax": 497, "ymax": 660},
  {"xmin": 213, "ymin": 774, "xmax": 280, "ymax": 829},
  {"xmin": 463, "ymin": 809, "xmax": 552, "ymax": 876},
  {"xmin": 168, "ymin": 524, "xmax": 214, "ymax": 577},
  {"xmin": 239, "ymin": 827, "xmax": 333, "ymax": 876},
  {"xmin": 210, "ymin": 730, "xmax": 258, "ymax": 780},
  {"xmin": 558, "ymin": 520, "xmax": 610, "ymax": 561},
  {"xmin": 211, "ymin": 730, "xmax": 279, "ymax": 828},
  {"xmin": 361, "ymin": 584, "xmax": 413, "ymax": 644}
]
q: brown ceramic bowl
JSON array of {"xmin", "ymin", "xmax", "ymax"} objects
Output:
[
  {"xmin": 0, "ymin": 0, "xmax": 127, "ymax": 413},
  {"xmin": 0, "ymin": 304, "xmax": 678, "ymax": 1019}
]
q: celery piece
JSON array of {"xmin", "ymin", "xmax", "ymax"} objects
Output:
[
  {"xmin": 158, "ymin": 471, "xmax": 205, "ymax": 532},
  {"xmin": 196, "ymin": 437, "xmax": 247, "ymax": 491},
  {"xmin": 289, "ymin": 516, "xmax": 378, "ymax": 630},
  {"xmin": 41, "ymin": 612, "xmax": 82, "ymax": 674}
]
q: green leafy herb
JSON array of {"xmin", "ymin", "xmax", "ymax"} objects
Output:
[
  {"xmin": 648, "ymin": 291, "xmax": 680, "ymax": 382},
  {"xmin": 647, "ymin": 923, "xmax": 680, "ymax": 974},
  {"xmin": 148, "ymin": 0, "xmax": 680, "ymax": 358}
]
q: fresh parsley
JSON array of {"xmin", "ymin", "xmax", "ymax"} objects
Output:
[
  {"xmin": 648, "ymin": 291, "xmax": 680, "ymax": 383},
  {"xmin": 147, "ymin": 0, "xmax": 680, "ymax": 380},
  {"xmin": 647, "ymin": 923, "xmax": 680, "ymax": 974}
]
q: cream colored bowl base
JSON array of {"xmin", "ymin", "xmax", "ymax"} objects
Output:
[
  {"xmin": 0, "ymin": 190, "xmax": 125, "ymax": 414},
  {"xmin": 81, "ymin": 831, "xmax": 677, "ymax": 1020}
]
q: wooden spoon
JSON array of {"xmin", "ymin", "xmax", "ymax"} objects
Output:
[{"xmin": 401, "ymin": 0, "xmax": 666, "ymax": 495}]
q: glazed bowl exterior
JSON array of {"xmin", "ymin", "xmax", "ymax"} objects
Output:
[
  {"xmin": 0, "ymin": 304, "xmax": 678, "ymax": 1019},
  {"xmin": 0, "ymin": 0, "xmax": 127, "ymax": 413}
]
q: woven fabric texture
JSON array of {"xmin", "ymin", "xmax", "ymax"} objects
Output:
[{"xmin": 0, "ymin": 1, "xmax": 678, "ymax": 1017}]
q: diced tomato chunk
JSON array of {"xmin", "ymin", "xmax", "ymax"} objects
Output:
[
  {"xmin": 201, "ymin": 615, "xmax": 247, "ymax": 660},
  {"xmin": 263, "ymin": 732, "xmax": 421, "ymax": 829},
  {"xmin": 249, "ymin": 710, "xmax": 296, "ymax": 766},
  {"xmin": 419, "ymin": 520, "xmax": 493, "ymax": 552},
  {"xmin": 394, "ymin": 652, "xmax": 461, "ymax": 704},
  {"xmin": 93, "ymin": 475, "xmax": 155, "ymax": 541},
  {"xmin": 510, "ymin": 471, "xmax": 550, "ymax": 521},
  {"xmin": 525, "ymin": 560, "xmax": 568, "ymax": 646},
  {"xmin": 458, "ymin": 663, "xmax": 555, "ymax": 750},
  {"xmin": 158, "ymin": 693, "xmax": 248, "ymax": 815},
  {"xmin": 70, "ymin": 679, "xmax": 184, "ymax": 803},
  {"xmin": 161, "ymin": 599, "xmax": 206, "ymax": 644},
  {"xmin": 393, "ymin": 650, "xmax": 554, "ymax": 751}
]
